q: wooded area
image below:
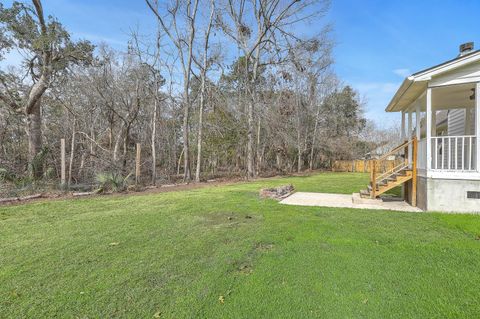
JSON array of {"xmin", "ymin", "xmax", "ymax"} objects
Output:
[{"xmin": 0, "ymin": 0, "xmax": 392, "ymax": 195}]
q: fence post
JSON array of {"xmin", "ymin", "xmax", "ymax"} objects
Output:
[
  {"xmin": 60, "ymin": 138, "xmax": 66, "ymax": 187},
  {"xmin": 136, "ymin": 143, "xmax": 141, "ymax": 185}
]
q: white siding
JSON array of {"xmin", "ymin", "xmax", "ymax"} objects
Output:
[
  {"xmin": 448, "ymin": 109, "xmax": 466, "ymax": 136},
  {"xmin": 447, "ymin": 110, "xmax": 465, "ymax": 169}
]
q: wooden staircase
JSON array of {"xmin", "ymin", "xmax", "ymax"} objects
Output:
[{"xmin": 360, "ymin": 138, "xmax": 417, "ymax": 206}]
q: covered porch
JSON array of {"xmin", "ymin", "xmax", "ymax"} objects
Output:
[
  {"xmin": 399, "ymin": 82, "xmax": 480, "ymax": 180},
  {"xmin": 384, "ymin": 46, "xmax": 480, "ymax": 212}
]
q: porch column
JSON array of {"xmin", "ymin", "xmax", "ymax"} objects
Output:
[
  {"xmin": 408, "ymin": 110, "xmax": 413, "ymax": 164},
  {"xmin": 476, "ymin": 82, "xmax": 480, "ymax": 171},
  {"xmin": 416, "ymin": 103, "xmax": 421, "ymax": 140},
  {"xmin": 408, "ymin": 111, "xmax": 413, "ymax": 139},
  {"xmin": 431, "ymin": 108, "xmax": 436, "ymax": 136},
  {"xmin": 401, "ymin": 111, "xmax": 406, "ymax": 141},
  {"xmin": 426, "ymin": 88, "xmax": 432, "ymax": 171}
]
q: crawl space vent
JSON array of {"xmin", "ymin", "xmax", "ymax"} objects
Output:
[{"xmin": 467, "ymin": 191, "xmax": 480, "ymax": 199}]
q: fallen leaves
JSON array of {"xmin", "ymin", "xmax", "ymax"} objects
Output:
[
  {"xmin": 109, "ymin": 242, "xmax": 120, "ymax": 246},
  {"xmin": 218, "ymin": 295, "xmax": 225, "ymax": 304},
  {"xmin": 153, "ymin": 311, "xmax": 162, "ymax": 318}
]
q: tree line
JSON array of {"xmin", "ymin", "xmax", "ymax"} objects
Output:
[{"xmin": 0, "ymin": 0, "xmax": 383, "ymax": 191}]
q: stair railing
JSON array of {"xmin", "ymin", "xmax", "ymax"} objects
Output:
[{"xmin": 369, "ymin": 137, "xmax": 417, "ymax": 204}]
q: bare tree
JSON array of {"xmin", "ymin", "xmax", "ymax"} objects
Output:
[
  {"xmin": 217, "ymin": 0, "xmax": 328, "ymax": 178},
  {"xmin": 195, "ymin": 0, "xmax": 215, "ymax": 182},
  {"xmin": 146, "ymin": 0, "xmax": 200, "ymax": 182}
]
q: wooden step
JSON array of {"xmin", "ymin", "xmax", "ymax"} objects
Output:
[
  {"xmin": 376, "ymin": 174, "xmax": 413, "ymax": 196},
  {"xmin": 366, "ymin": 168, "xmax": 414, "ymax": 199}
]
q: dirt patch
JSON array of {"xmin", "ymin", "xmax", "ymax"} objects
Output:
[
  {"xmin": 196, "ymin": 212, "xmax": 260, "ymax": 228},
  {"xmin": 234, "ymin": 260, "xmax": 254, "ymax": 274},
  {"xmin": 230, "ymin": 241, "xmax": 276, "ymax": 275},
  {"xmin": 254, "ymin": 242, "xmax": 275, "ymax": 252}
]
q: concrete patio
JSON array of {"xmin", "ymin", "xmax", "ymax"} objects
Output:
[{"xmin": 280, "ymin": 192, "xmax": 422, "ymax": 212}]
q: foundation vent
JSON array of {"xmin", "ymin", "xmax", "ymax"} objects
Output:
[{"xmin": 467, "ymin": 191, "xmax": 480, "ymax": 199}]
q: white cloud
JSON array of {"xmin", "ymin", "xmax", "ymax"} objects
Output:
[{"xmin": 393, "ymin": 68, "xmax": 411, "ymax": 78}]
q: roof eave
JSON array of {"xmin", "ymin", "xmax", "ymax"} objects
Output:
[
  {"xmin": 385, "ymin": 77, "xmax": 414, "ymax": 112},
  {"xmin": 385, "ymin": 50, "xmax": 480, "ymax": 113}
]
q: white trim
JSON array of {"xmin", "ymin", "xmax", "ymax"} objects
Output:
[
  {"xmin": 416, "ymin": 103, "xmax": 421, "ymax": 140},
  {"xmin": 426, "ymin": 88, "xmax": 432, "ymax": 170},
  {"xmin": 408, "ymin": 111, "xmax": 412, "ymax": 138},
  {"xmin": 408, "ymin": 111, "xmax": 413, "ymax": 164},
  {"xmin": 386, "ymin": 51, "xmax": 480, "ymax": 112},
  {"xmin": 401, "ymin": 111, "xmax": 406, "ymax": 141},
  {"xmin": 415, "ymin": 51, "xmax": 480, "ymax": 81},
  {"xmin": 476, "ymin": 82, "xmax": 480, "ymax": 171},
  {"xmin": 426, "ymin": 170, "xmax": 480, "ymax": 180}
]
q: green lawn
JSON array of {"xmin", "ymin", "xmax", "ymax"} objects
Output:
[{"xmin": 1, "ymin": 172, "xmax": 480, "ymax": 318}]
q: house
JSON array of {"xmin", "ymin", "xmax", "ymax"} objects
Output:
[{"xmin": 361, "ymin": 42, "xmax": 480, "ymax": 213}]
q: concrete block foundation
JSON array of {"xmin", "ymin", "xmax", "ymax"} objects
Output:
[{"xmin": 416, "ymin": 176, "xmax": 480, "ymax": 213}]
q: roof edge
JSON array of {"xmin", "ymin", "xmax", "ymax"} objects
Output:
[{"xmin": 385, "ymin": 78, "xmax": 414, "ymax": 112}]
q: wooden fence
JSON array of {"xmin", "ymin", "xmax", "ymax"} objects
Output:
[{"xmin": 332, "ymin": 159, "xmax": 401, "ymax": 173}]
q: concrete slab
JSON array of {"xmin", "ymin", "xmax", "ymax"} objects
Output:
[{"xmin": 280, "ymin": 192, "xmax": 422, "ymax": 212}]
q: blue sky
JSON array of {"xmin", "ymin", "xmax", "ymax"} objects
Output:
[{"xmin": 3, "ymin": 0, "xmax": 480, "ymax": 127}]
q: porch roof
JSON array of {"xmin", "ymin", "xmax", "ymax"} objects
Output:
[{"xmin": 386, "ymin": 50, "xmax": 480, "ymax": 113}]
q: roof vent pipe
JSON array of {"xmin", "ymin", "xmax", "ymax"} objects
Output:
[{"xmin": 459, "ymin": 42, "xmax": 474, "ymax": 57}]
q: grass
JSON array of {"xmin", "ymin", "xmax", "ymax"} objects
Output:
[{"xmin": 1, "ymin": 172, "xmax": 480, "ymax": 318}]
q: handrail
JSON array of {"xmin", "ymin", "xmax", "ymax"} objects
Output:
[
  {"xmin": 370, "ymin": 137, "xmax": 417, "ymax": 201},
  {"xmin": 375, "ymin": 162, "xmax": 408, "ymax": 182},
  {"xmin": 376, "ymin": 139, "xmax": 411, "ymax": 162}
]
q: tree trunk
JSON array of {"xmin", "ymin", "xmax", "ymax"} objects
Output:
[
  {"xmin": 309, "ymin": 96, "xmax": 322, "ymax": 170},
  {"xmin": 296, "ymin": 93, "xmax": 302, "ymax": 173},
  {"xmin": 27, "ymin": 100, "xmax": 43, "ymax": 179},
  {"xmin": 256, "ymin": 117, "xmax": 262, "ymax": 174},
  {"xmin": 195, "ymin": 85, "xmax": 205, "ymax": 182},
  {"xmin": 182, "ymin": 99, "xmax": 191, "ymax": 181},
  {"xmin": 246, "ymin": 99, "xmax": 254, "ymax": 178},
  {"xmin": 151, "ymin": 98, "xmax": 158, "ymax": 185},
  {"xmin": 68, "ymin": 118, "xmax": 76, "ymax": 186},
  {"xmin": 195, "ymin": 0, "xmax": 214, "ymax": 183}
]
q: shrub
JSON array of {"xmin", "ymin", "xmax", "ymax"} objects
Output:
[
  {"xmin": 0, "ymin": 167, "xmax": 16, "ymax": 183},
  {"xmin": 96, "ymin": 171, "xmax": 131, "ymax": 193}
]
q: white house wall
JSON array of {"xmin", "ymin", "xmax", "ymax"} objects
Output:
[{"xmin": 448, "ymin": 109, "xmax": 466, "ymax": 135}]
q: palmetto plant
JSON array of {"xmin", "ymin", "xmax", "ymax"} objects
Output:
[{"xmin": 96, "ymin": 171, "xmax": 131, "ymax": 193}]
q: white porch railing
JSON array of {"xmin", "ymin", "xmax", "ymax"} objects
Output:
[{"xmin": 431, "ymin": 136, "xmax": 476, "ymax": 171}]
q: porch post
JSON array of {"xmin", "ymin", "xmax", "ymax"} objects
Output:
[
  {"xmin": 476, "ymin": 82, "xmax": 480, "ymax": 171},
  {"xmin": 426, "ymin": 88, "xmax": 432, "ymax": 171},
  {"xmin": 401, "ymin": 111, "xmax": 406, "ymax": 141},
  {"xmin": 408, "ymin": 111, "xmax": 413, "ymax": 139},
  {"xmin": 431, "ymin": 108, "xmax": 436, "ymax": 136},
  {"xmin": 408, "ymin": 111, "xmax": 413, "ymax": 164},
  {"xmin": 416, "ymin": 103, "xmax": 421, "ymax": 140}
]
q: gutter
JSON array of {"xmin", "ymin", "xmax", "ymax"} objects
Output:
[{"xmin": 385, "ymin": 76, "xmax": 415, "ymax": 112}]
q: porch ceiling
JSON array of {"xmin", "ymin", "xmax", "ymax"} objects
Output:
[
  {"xmin": 431, "ymin": 83, "xmax": 475, "ymax": 110},
  {"xmin": 386, "ymin": 50, "xmax": 480, "ymax": 113},
  {"xmin": 388, "ymin": 82, "xmax": 476, "ymax": 112},
  {"xmin": 385, "ymin": 78, "xmax": 427, "ymax": 112}
]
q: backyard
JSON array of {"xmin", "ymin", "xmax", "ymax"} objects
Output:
[{"xmin": 1, "ymin": 172, "xmax": 480, "ymax": 318}]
